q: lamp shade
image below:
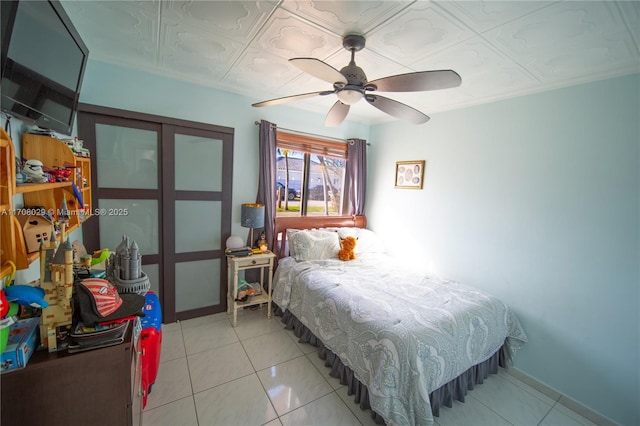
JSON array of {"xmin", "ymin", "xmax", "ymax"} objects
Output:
[{"xmin": 241, "ymin": 203, "xmax": 264, "ymax": 229}]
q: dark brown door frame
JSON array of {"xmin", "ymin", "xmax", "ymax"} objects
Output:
[
  {"xmin": 161, "ymin": 123, "xmax": 234, "ymax": 322},
  {"xmin": 77, "ymin": 103, "xmax": 234, "ymax": 323}
]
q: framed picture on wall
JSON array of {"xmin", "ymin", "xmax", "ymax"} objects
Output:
[{"xmin": 395, "ymin": 160, "xmax": 425, "ymax": 189}]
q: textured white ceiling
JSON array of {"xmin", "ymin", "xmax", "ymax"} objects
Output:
[{"xmin": 61, "ymin": 0, "xmax": 640, "ymax": 125}]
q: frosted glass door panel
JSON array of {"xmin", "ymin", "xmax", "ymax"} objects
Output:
[
  {"xmin": 98, "ymin": 199, "xmax": 159, "ymax": 255},
  {"xmin": 144, "ymin": 264, "xmax": 160, "ymax": 295},
  {"xmin": 175, "ymin": 201, "xmax": 221, "ymax": 253},
  {"xmin": 174, "ymin": 134, "xmax": 222, "ymax": 191},
  {"xmin": 96, "ymin": 124, "xmax": 158, "ymax": 189},
  {"xmin": 175, "ymin": 259, "xmax": 221, "ymax": 312}
]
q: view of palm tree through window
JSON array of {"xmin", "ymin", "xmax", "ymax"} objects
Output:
[{"xmin": 276, "ymin": 148, "xmax": 346, "ymax": 217}]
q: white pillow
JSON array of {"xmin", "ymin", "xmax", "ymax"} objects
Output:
[
  {"xmin": 290, "ymin": 229, "xmax": 340, "ymax": 261},
  {"xmin": 325, "ymin": 227, "xmax": 386, "ymax": 254},
  {"xmin": 285, "ymin": 228, "xmax": 301, "ymax": 257}
]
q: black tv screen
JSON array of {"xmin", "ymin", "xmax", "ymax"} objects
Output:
[{"xmin": 1, "ymin": 0, "xmax": 88, "ymax": 136}]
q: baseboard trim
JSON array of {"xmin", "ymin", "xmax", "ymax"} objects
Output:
[{"xmin": 507, "ymin": 368, "xmax": 618, "ymax": 426}]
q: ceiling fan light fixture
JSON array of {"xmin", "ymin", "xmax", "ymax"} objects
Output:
[
  {"xmin": 336, "ymin": 89, "xmax": 363, "ymax": 105},
  {"xmin": 252, "ymin": 33, "xmax": 461, "ymax": 125}
]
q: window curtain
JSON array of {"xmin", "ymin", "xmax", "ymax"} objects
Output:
[
  {"xmin": 347, "ymin": 138, "xmax": 367, "ymax": 215},
  {"xmin": 255, "ymin": 120, "xmax": 277, "ymax": 248}
]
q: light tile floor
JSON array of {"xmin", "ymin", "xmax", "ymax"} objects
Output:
[{"xmin": 142, "ymin": 308, "xmax": 599, "ymax": 426}]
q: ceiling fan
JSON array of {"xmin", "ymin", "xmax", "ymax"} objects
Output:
[{"xmin": 252, "ymin": 33, "xmax": 462, "ymax": 126}]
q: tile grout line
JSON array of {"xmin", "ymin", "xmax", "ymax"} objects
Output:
[
  {"xmin": 466, "ymin": 391, "xmax": 516, "ymax": 426},
  {"xmin": 486, "ymin": 370, "xmax": 565, "ymax": 425},
  {"xmin": 289, "ymin": 328, "xmax": 371, "ymax": 424},
  {"xmin": 459, "ymin": 373, "xmax": 551, "ymax": 426},
  {"xmin": 150, "ymin": 316, "xmax": 607, "ymax": 426},
  {"xmin": 254, "ymin": 365, "xmax": 280, "ymax": 426},
  {"xmin": 141, "ymin": 323, "xmax": 199, "ymax": 421},
  {"xmin": 501, "ymin": 368, "xmax": 562, "ymax": 404},
  {"xmin": 505, "ymin": 368, "xmax": 615, "ymax": 425},
  {"xmin": 179, "ymin": 321, "xmax": 201, "ymax": 426},
  {"xmin": 185, "ymin": 319, "xmax": 262, "ymax": 396},
  {"xmin": 158, "ymin": 319, "xmax": 564, "ymax": 426},
  {"xmin": 237, "ymin": 317, "xmax": 288, "ymax": 425},
  {"xmin": 266, "ymin": 326, "xmax": 346, "ymax": 423},
  {"xmin": 250, "ymin": 351, "xmax": 332, "ymax": 422},
  {"xmin": 536, "ymin": 400, "xmax": 558, "ymax": 426}
]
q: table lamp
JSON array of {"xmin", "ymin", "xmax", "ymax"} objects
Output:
[{"xmin": 241, "ymin": 203, "xmax": 264, "ymax": 248}]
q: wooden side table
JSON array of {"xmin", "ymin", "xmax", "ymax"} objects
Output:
[{"xmin": 226, "ymin": 251, "xmax": 276, "ymax": 327}]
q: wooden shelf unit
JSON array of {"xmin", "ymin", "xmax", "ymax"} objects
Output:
[
  {"xmin": 16, "ymin": 181, "xmax": 71, "ymax": 193},
  {"xmin": 0, "ymin": 129, "xmax": 17, "ymax": 278},
  {"xmin": 22, "ymin": 133, "xmax": 92, "ymax": 230},
  {"xmin": 0, "ymin": 131, "xmax": 93, "ymax": 279}
]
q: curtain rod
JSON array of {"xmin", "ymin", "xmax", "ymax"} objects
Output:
[{"xmin": 254, "ymin": 120, "xmax": 366, "ymax": 145}]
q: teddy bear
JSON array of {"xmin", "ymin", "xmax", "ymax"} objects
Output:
[{"xmin": 338, "ymin": 236, "xmax": 357, "ymax": 261}]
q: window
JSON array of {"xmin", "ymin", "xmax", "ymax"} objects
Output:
[{"xmin": 275, "ymin": 131, "xmax": 347, "ymax": 217}]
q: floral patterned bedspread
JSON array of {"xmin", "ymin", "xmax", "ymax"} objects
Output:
[{"xmin": 272, "ymin": 253, "xmax": 527, "ymax": 425}]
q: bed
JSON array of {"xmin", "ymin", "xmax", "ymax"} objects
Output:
[{"xmin": 270, "ymin": 215, "xmax": 527, "ymax": 425}]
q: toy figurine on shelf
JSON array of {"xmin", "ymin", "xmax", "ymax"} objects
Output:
[
  {"xmin": 58, "ymin": 194, "xmax": 70, "ymax": 226},
  {"xmin": 43, "ymin": 165, "xmax": 74, "ymax": 182},
  {"xmin": 22, "ymin": 159, "xmax": 48, "ymax": 183}
]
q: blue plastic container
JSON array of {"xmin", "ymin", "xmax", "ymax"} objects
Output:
[{"xmin": 140, "ymin": 291, "xmax": 161, "ymax": 332}]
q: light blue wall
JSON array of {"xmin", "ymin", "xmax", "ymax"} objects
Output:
[
  {"xmin": 78, "ymin": 59, "xmax": 369, "ymax": 238},
  {"xmin": 367, "ymin": 74, "xmax": 640, "ymax": 425}
]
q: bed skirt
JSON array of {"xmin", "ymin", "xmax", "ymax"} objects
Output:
[{"xmin": 276, "ymin": 307, "xmax": 510, "ymax": 424}]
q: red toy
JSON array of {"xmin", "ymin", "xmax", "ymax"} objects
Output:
[
  {"xmin": 139, "ymin": 291, "xmax": 162, "ymax": 408},
  {"xmin": 0, "ymin": 289, "xmax": 8, "ymax": 318},
  {"xmin": 42, "ymin": 165, "xmax": 74, "ymax": 182}
]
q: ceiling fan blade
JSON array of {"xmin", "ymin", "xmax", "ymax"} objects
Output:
[
  {"xmin": 290, "ymin": 58, "xmax": 348, "ymax": 85},
  {"xmin": 367, "ymin": 70, "xmax": 461, "ymax": 92},
  {"xmin": 365, "ymin": 94, "xmax": 430, "ymax": 124},
  {"xmin": 252, "ymin": 91, "xmax": 333, "ymax": 107},
  {"xmin": 325, "ymin": 101, "xmax": 350, "ymax": 127}
]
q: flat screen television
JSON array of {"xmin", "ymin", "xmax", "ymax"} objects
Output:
[{"xmin": 1, "ymin": 0, "xmax": 88, "ymax": 136}]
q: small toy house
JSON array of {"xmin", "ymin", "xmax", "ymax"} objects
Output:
[{"xmin": 38, "ymin": 237, "xmax": 74, "ymax": 351}]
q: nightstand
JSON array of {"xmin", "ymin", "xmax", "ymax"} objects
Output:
[{"xmin": 226, "ymin": 251, "xmax": 276, "ymax": 327}]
